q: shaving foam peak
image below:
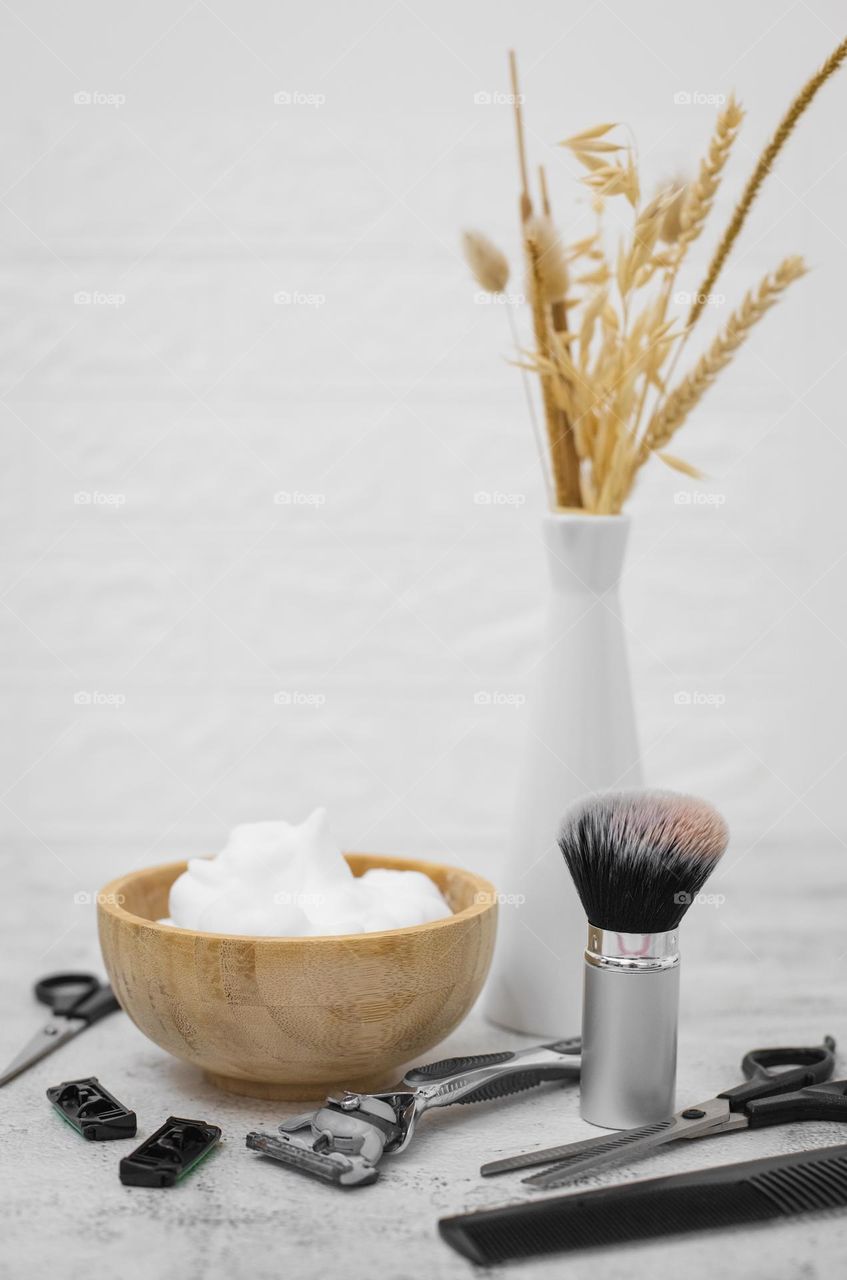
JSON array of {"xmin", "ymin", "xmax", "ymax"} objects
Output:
[{"xmin": 167, "ymin": 809, "xmax": 449, "ymax": 937}]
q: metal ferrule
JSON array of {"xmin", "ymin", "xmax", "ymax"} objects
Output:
[
  {"xmin": 580, "ymin": 922, "xmax": 680, "ymax": 1130},
  {"xmin": 585, "ymin": 926, "xmax": 680, "ymax": 971}
]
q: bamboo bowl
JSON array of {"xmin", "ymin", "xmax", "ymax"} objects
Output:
[{"xmin": 97, "ymin": 853, "xmax": 497, "ymax": 1100}]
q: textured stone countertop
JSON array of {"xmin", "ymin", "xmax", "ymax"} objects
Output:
[{"xmin": 3, "ymin": 843, "xmax": 847, "ymax": 1280}]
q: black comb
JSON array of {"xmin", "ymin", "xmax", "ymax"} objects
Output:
[{"xmin": 440, "ymin": 1143, "xmax": 847, "ymax": 1264}]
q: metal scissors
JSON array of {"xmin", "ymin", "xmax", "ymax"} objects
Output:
[
  {"xmin": 481, "ymin": 1035, "xmax": 841, "ymax": 1188},
  {"xmin": 0, "ymin": 972, "xmax": 121, "ymax": 1087}
]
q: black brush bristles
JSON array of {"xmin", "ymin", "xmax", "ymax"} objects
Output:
[{"xmin": 559, "ymin": 790, "xmax": 729, "ymax": 933}]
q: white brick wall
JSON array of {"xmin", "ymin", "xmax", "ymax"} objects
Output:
[{"xmin": 2, "ymin": 0, "xmax": 846, "ymax": 895}]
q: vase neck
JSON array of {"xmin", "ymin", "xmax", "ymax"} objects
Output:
[{"xmin": 542, "ymin": 514, "xmax": 630, "ymax": 595}]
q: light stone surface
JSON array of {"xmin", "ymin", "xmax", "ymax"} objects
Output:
[{"xmin": 2, "ymin": 842, "xmax": 847, "ymax": 1279}]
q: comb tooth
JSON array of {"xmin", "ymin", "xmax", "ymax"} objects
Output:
[
  {"xmin": 751, "ymin": 1155, "xmax": 847, "ymax": 1214},
  {"xmin": 443, "ymin": 1152, "xmax": 847, "ymax": 1264},
  {"xmin": 442, "ymin": 1180, "xmax": 775, "ymax": 1263}
]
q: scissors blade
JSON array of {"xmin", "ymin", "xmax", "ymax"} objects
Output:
[
  {"xmin": 523, "ymin": 1097, "xmax": 740, "ymax": 1189},
  {"xmin": 481, "ymin": 1116, "xmax": 678, "ymax": 1177},
  {"xmin": 0, "ymin": 1014, "xmax": 87, "ymax": 1087}
]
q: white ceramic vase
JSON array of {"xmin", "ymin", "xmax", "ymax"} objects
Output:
[{"xmin": 484, "ymin": 512, "xmax": 643, "ymax": 1037}]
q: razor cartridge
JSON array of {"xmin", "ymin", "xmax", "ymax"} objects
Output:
[
  {"xmin": 247, "ymin": 1093, "xmax": 399, "ymax": 1188},
  {"xmin": 246, "ymin": 1130, "xmax": 379, "ymax": 1188},
  {"xmin": 46, "ymin": 1077, "xmax": 137, "ymax": 1141},
  {"xmin": 120, "ymin": 1115, "xmax": 221, "ymax": 1187}
]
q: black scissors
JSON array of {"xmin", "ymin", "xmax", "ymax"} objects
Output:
[
  {"xmin": 0, "ymin": 972, "xmax": 121, "ymax": 1087},
  {"xmin": 482, "ymin": 1035, "xmax": 842, "ymax": 1187}
]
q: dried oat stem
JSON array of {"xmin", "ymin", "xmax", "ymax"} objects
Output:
[
  {"xmin": 526, "ymin": 233, "xmax": 577, "ymax": 506},
  {"xmin": 509, "ymin": 52, "xmax": 581, "ymax": 507},
  {"xmin": 535, "ymin": 165, "xmax": 582, "ymax": 507},
  {"xmin": 689, "ymin": 36, "xmax": 847, "ymax": 327},
  {"xmin": 508, "ymin": 50, "xmax": 533, "ymax": 223}
]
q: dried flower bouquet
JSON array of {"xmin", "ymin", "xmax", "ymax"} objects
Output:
[{"xmin": 463, "ymin": 40, "xmax": 847, "ymax": 513}]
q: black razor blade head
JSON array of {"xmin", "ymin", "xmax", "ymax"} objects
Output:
[
  {"xmin": 119, "ymin": 1116, "xmax": 221, "ymax": 1187},
  {"xmin": 46, "ymin": 1077, "xmax": 137, "ymax": 1141}
]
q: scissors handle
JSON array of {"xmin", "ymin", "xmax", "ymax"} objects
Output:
[
  {"xmin": 35, "ymin": 972, "xmax": 120, "ymax": 1024},
  {"xmin": 745, "ymin": 1078, "xmax": 847, "ymax": 1128},
  {"xmin": 719, "ymin": 1036, "xmax": 837, "ymax": 1109}
]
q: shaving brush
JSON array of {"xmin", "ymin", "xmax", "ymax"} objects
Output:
[{"xmin": 559, "ymin": 791, "xmax": 729, "ymax": 1129}]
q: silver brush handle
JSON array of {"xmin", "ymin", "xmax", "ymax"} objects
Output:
[
  {"xmin": 403, "ymin": 1039, "xmax": 582, "ymax": 1110},
  {"xmin": 580, "ymin": 927, "xmax": 679, "ymax": 1129}
]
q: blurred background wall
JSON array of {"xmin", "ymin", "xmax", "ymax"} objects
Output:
[{"xmin": 2, "ymin": 0, "xmax": 845, "ymax": 923}]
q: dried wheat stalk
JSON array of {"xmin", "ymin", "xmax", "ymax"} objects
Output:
[
  {"xmin": 639, "ymin": 257, "xmax": 808, "ymax": 465},
  {"xmin": 460, "ymin": 43, "xmax": 842, "ymax": 513},
  {"xmin": 675, "ymin": 95, "xmax": 744, "ymax": 259},
  {"xmin": 689, "ymin": 36, "xmax": 847, "ymax": 326}
]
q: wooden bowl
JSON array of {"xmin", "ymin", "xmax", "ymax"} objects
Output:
[{"xmin": 97, "ymin": 853, "xmax": 497, "ymax": 1100}]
